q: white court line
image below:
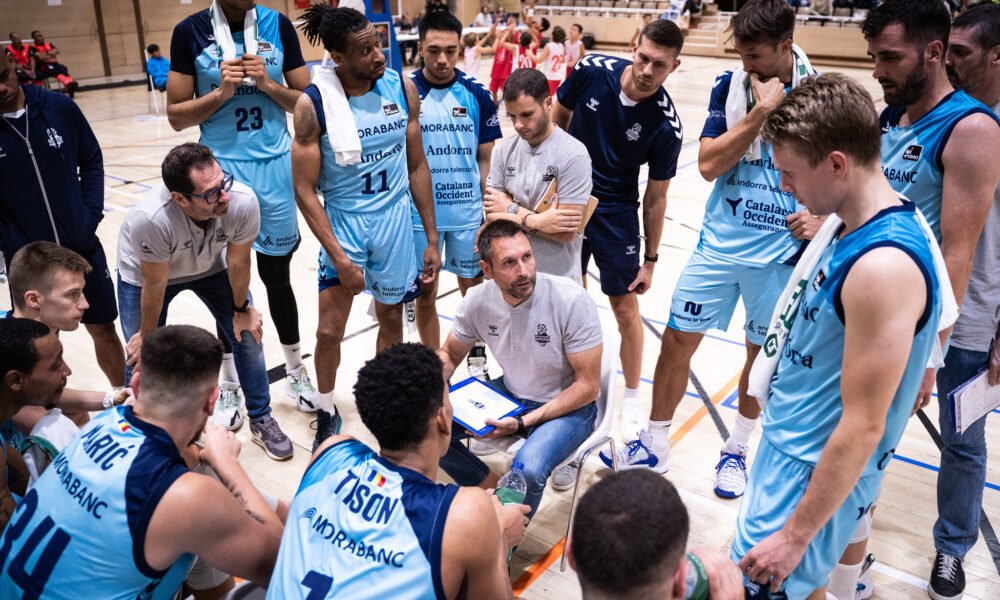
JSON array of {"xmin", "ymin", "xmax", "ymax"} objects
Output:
[
  {"xmin": 103, "ymin": 149, "xmax": 173, "ymax": 167},
  {"xmin": 675, "ymin": 488, "xmax": 931, "ymax": 591}
]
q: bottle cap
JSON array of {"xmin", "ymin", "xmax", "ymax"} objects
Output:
[{"xmin": 512, "ymin": 461, "xmax": 524, "ymax": 471}]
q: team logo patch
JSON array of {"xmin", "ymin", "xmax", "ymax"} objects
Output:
[
  {"xmin": 535, "ymin": 323, "xmax": 551, "ymax": 346},
  {"xmin": 383, "ymin": 103, "xmax": 400, "ymax": 116},
  {"xmin": 902, "ymin": 144, "xmax": 923, "ymax": 162},
  {"xmin": 812, "ymin": 269, "xmax": 826, "ymax": 291},
  {"xmin": 215, "ymin": 228, "xmax": 228, "ymax": 242},
  {"xmin": 46, "ymin": 127, "xmax": 63, "ymax": 149},
  {"xmin": 542, "ymin": 166, "xmax": 556, "ymax": 182},
  {"xmin": 140, "ymin": 241, "xmax": 153, "ymax": 254},
  {"xmin": 452, "ymin": 106, "xmax": 468, "ymax": 118},
  {"xmin": 626, "ymin": 123, "xmax": 642, "ymax": 142}
]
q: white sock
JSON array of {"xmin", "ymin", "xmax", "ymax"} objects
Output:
[
  {"xmin": 282, "ymin": 343, "xmax": 303, "ymax": 372},
  {"xmin": 220, "ymin": 353, "xmax": 239, "ymax": 384},
  {"xmin": 724, "ymin": 413, "xmax": 757, "ymax": 455},
  {"xmin": 317, "ymin": 390, "xmax": 336, "ymax": 414},
  {"xmin": 643, "ymin": 419, "xmax": 671, "ymax": 451},
  {"xmin": 624, "ymin": 387, "xmax": 640, "ymax": 400},
  {"xmin": 827, "ymin": 559, "xmax": 864, "ymax": 600}
]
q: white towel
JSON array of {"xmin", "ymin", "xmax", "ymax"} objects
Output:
[
  {"xmin": 211, "ymin": 0, "xmax": 258, "ymax": 86},
  {"xmin": 23, "ymin": 408, "xmax": 79, "ymax": 484},
  {"xmin": 724, "ymin": 44, "xmax": 817, "ymax": 162},
  {"xmin": 748, "ymin": 203, "xmax": 959, "ymax": 409},
  {"xmin": 311, "ymin": 64, "xmax": 362, "ymax": 166}
]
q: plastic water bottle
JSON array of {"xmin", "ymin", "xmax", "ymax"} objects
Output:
[
  {"xmin": 496, "ymin": 462, "xmax": 528, "ymax": 562},
  {"xmin": 496, "ymin": 462, "xmax": 527, "ymax": 506},
  {"xmin": 684, "ymin": 552, "xmax": 709, "ymax": 600}
]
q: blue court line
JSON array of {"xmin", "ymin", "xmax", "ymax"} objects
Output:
[{"xmin": 105, "ymin": 173, "xmax": 152, "ymax": 190}]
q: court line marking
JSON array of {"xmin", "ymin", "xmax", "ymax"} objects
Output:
[{"xmin": 511, "ymin": 372, "xmax": 740, "ymax": 596}]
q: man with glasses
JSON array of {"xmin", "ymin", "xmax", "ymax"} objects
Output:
[{"xmin": 116, "ymin": 143, "xmax": 293, "ymax": 461}]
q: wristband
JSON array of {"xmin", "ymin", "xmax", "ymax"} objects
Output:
[
  {"xmin": 515, "ymin": 415, "xmax": 526, "ymax": 435},
  {"xmin": 102, "ymin": 391, "xmax": 116, "ymax": 409},
  {"xmin": 521, "ymin": 213, "xmax": 534, "ymax": 232},
  {"xmin": 233, "ymin": 299, "xmax": 250, "ymax": 313},
  {"xmin": 643, "ymin": 254, "xmax": 659, "ymax": 263}
]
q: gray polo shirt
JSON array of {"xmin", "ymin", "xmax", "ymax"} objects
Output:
[
  {"xmin": 451, "ymin": 272, "xmax": 602, "ymax": 403},
  {"xmin": 951, "ymin": 103, "xmax": 1000, "ymax": 352},
  {"xmin": 117, "ymin": 182, "xmax": 260, "ymax": 286},
  {"xmin": 486, "ymin": 126, "xmax": 592, "ymax": 283}
]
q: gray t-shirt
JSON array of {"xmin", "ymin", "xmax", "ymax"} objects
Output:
[
  {"xmin": 451, "ymin": 272, "xmax": 602, "ymax": 403},
  {"xmin": 117, "ymin": 182, "xmax": 260, "ymax": 286},
  {"xmin": 486, "ymin": 126, "xmax": 592, "ymax": 283},
  {"xmin": 951, "ymin": 102, "xmax": 1000, "ymax": 352}
]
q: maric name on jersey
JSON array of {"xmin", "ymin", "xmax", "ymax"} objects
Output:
[
  {"xmin": 426, "ymin": 145, "xmax": 473, "ymax": 156},
  {"xmin": 358, "ymin": 118, "xmax": 407, "ymax": 139},
  {"xmin": 421, "ymin": 122, "xmax": 474, "ymax": 133}
]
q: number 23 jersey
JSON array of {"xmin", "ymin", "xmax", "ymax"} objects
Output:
[{"xmin": 170, "ymin": 6, "xmax": 305, "ymax": 160}]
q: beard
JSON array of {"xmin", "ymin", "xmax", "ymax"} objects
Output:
[
  {"xmin": 881, "ymin": 56, "xmax": 928, "ymax": 107},
  {"xmin": 503, "ymin": 273, "xmax": 536, "ymax": 301}
]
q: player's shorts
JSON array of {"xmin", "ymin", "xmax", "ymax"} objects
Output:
[
  {"xmin": 81, "ymin": 241, "xmax": 118, "ymax": 325},
  {"xmin": 489, "ymin": 74, "xmax": 509, "ymax": 94},
  {"xmin": 414, "ymin": 227, "xmax": 483, "ymax": 280},
  {"xmin": 581, "ymin": 209, "xmax": 641, "ymax": 297},
  {"xmin": 667, "ymin": 250, "xmax": 792, "ymax": 346},
  {"xmin": 217, "ymin": 153, "xmax": 299, "ymax": 257},
  {"xmin": 317, "ymin": 196, "xmax": 421, "ymax": 305},
  {"xmin": 731, "ymin": 437, "xmax": 882, "ymax": 599}
]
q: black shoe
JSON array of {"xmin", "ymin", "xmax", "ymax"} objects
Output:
[
  {"xmin": 311, "ymin": 408, "xmax": 343, "ymax": 453},
  {"xmin": 928, "ymin": 552, "xmax": 965, "ymax": 600},
  {"xmin": 67, "ymin": 81, "xmax": 78, "ymax": 99},
  {"xmin": 467, "ymin": 342, "xmax": 490, "ymax": 381}
]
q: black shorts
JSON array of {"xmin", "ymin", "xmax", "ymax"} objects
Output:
[
  {"xmin": 81, "ymin": 242, "xmax": 118, "ymax": 325},
  {"xmin": 581, "ymin": 209, "xmax": 641, "ymax": 297}
]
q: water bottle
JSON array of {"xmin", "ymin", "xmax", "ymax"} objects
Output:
[
  {"xmin": 684, "ymin": 552, "xmax": 709, "ymax": 600},
  {"xmin": 496, "ymin": 462, "xmax": 528, "ymax": 562}
]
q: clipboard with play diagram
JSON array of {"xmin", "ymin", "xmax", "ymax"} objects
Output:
[{"xmin": 448, "ymin": 377, "xmax": 527, "ymax": 437}]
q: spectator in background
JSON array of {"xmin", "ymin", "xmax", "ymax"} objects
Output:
[
  {"xmin": 29, "ymin": 30, "xmax": 77, "ymax": 98},
  {"xmin": 565, "ymin": 23, "xmax": 586, "ymax": 76},
  {"xmin": 6, "ymin": 33, "xmax": 37, "ymax": 84},
  {"xmin": 630, "ymin": 14, "xmax": 653, "ymax": 47},
  {"xmin": 146, "ymin": 43, "xmax": 169, "ymax": 92},
  {"xmin": 475, "ymin": 4, "xmax": 495, "ymax": 26}
]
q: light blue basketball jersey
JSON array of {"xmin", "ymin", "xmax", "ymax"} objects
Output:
[
  {"xmin": 409, "ymin": 68, "xmax": 501, "ymax": 231},
  {"xmin": 0, "ymin": 407, "xmax": 193, "ymax": 599},
  {"xmin": 698, "ymin": 71, "xmax": 805, "ymax": 266},
  {"xmin": 268, "ymin": 440, "xmax": 458, "ymax": 600},
  {"xmin": 762, "ymin": 202, "xmax": 941, "ymax": 478},
  {"xmin": 172, "ymin": 6, "xmax": 300, "ymax": 160},
  {"xmin": 880, "ymin": 90, "xmax": 998, "ymax": 241},
  {"xmin": 305, "ymin": 69, "xmax": 412, "ymax": 214}
]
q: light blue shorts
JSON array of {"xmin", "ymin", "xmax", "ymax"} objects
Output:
[
  {"xmin": 218, "ymin": 153, "xmax": 299, "ymax": 257},
  {"xmin": 667, "ymin": 250, "xmax": 793, "ymax": 345},
  {"xmin": 731, "ymin": 436, "xmax": 882, "ymax": 598},
  {"xmin": 414, "ymin": 227, "xmax": 482, "ymax": 280},
  {"xmin": 318, "ymin": 196, "xmax": 420, "ymax": 305}
]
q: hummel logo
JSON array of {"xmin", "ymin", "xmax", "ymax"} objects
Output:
[
  {"xmin": 586, "ymin": 97, "xmax": 599, "ymax": 111},
  {"xmin": 488, "ymin": 324, "xmax": 499, "ymax": 336},
  {"xmin": 725, "ymin": 197, "xmax": 743, "ymax": 216}
]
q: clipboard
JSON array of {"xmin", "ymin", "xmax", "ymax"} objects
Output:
[
  {"xmin": 534, "ymin": 178, "xmax": 600, "ymax": 233},
  {"xmin": 448, "ymin": 377, "xmax": 527, "ymax": 437}
]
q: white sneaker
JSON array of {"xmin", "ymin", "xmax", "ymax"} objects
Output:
[
  {"xmin": 212, "ymin": 382, "xmax": 244, "ymax": 431},
  {"xmin": 285, "ymin": 364, "xmax": 319, "ymax": 413},
  {"xmin": 551, "ymin": 464, "xmax": 578, "ymax": 491},
  {"xmin": 620, "ymin": 393, "xmax": 645, "ymax": 440},
  {"xmin": 713, "ymin": 452, "xmax": 748, "ymax": 499},
  {"xmin": 467, "ymin": 342, "xmax": 490, "ymax": 381},
  {"xmin": 857, "ymin": 554, "xmax": 875, "ymax": 600},
  {"xmin": 470, "ymin": 439, "xmax": 497, "ymax": 456},
  {"xmin": 599, "ymin": 433, "xmax": 670, "ymax": 473}
]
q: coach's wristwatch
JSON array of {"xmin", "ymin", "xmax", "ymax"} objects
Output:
[
  {"xmin": 506, "ymin": 202, "xmax": 519, "ymax": 215},
  {"xmin": 643, "ymin": 254, "xmax": 659, "ymax": 263},
  {"xmin": 233, "ymin": 299, "xmax": 250, "ymax": 313}
]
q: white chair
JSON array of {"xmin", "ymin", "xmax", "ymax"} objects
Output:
[{"xmin": 470, "ymin": 317, "xmax": 621, "ymax": 571}]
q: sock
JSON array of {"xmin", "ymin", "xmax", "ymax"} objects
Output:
[
  {"xmin": 724, "ymin": 413, "xmax": 758, "ymax": 455},
  {"xmin": 827, "ymin": 559, "xmax": 864, "ymax": 600},
  {"xmin": 317, "ymin": 391, "xmax": 336, "ymax": 414},
  {"xmin": 623, "ymin": 387, "xmax": 640, "ymax": 400},
  {"xmin": 220, "ymin": 353, "xmax": 239, "ymax": 384},
  {"xmin": 643, "ymin": 419, "xmax": 671, "ymax": 451},
  {"xmin": 282, "ymin": 343, "xmax": 303, "ymax": 372}
]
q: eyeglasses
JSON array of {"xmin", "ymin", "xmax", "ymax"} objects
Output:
[{"xmin": 185, "ymin": 171, "xmax": 234, "ymax": 204}]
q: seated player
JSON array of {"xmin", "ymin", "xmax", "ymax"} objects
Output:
[
  {"xmin": 269, "ymin": 343, "xmax": 528, "ymax": 599},
  {"xmin": 437, "ymin": 220, "xmax": 603, "ymax": 516},
  {"xmin": 5, "ymin": 33, "xmax": 38, "ymax": 84},
  {"xmin": 483, "ymin": 68, "xmax": 592, "ymax": 284},
  {"xmin": 0, "ymin": 318, "xmax": 69, "ymax": 531},
  {"xmin": 0, "ymin": 325, "xmax": 286, "ymax": 598},
  {"xmin": 569, "ymin": 470, "xmax": 743, "ymax": 600},
  {"xmin": 29, "ymin": 30, "xmax": 77, "ymax": 97},
  {"xmin": 732, "ymin": 74, "xmax": 943, "ymax": 598},
  {"xmin": 145, "ymin": 43, "xmax": 169, "ymax": 91}
]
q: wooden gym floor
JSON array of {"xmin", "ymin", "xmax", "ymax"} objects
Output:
[{"xmin": 3, "ymin": 51, "xmax": 997, "ymax": 598}]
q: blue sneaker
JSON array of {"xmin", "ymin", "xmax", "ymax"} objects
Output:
[
  {"xmin": 713, "ymin": 452, "xmax": 748, "ymax": 498},
  {"xmin": 599, "ymin": 434, "xmax": 669, "ymax": 473}
]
